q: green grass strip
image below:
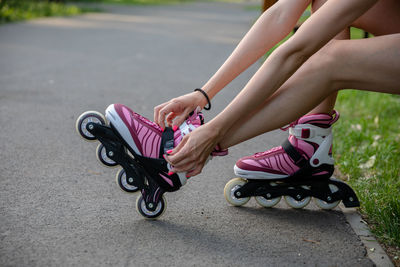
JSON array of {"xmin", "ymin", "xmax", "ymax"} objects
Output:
[
  {"xmin": 0, "ymin": 0, "xmax": 190, "ymax": 24},
  {"xmin": 334, "ymin": 91, "xmax": 400, "ymax": 247},
  {"xmin": 0, "ymin": 0, "xmax": 88, "ymax": 23},
  {"xmin": 66, "ymin": 0, "xmax": 191, "ymax": 5}
]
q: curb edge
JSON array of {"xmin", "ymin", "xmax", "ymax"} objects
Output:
[{"xmin": 340, "ymin": 203, "xmax": 394, "ymax": 267}]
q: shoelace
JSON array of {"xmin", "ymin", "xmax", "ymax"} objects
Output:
[
  {"xmin": 254, "ymin": 146, "xmax": 281, "ymax": 157},
  {"xmin": 135, "ymin": 112, "xmax": 162, "ymax": 130}
]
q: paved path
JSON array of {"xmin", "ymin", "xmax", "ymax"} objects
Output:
[{"xmin": 0, "ymin": 2, "xmax": 373, "ymax": 266}]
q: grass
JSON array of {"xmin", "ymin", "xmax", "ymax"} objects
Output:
[
  {"xmin": 0, "ymin": 0, "xmax": 190, "ymax": 24},
  {"xmin": 67, "ymin": 0, "xmax": 191, "ymax": 5},
  {"xmin": 334, "ymin": 91, "xmax": 400, "ymax": 249},
  {"xmin": 0, "ymin": 0, "xmax": 89, "ymax": 23},
  {"xmin": 0, "ymin": 0, "xmax": 248, "ymax": 24}
]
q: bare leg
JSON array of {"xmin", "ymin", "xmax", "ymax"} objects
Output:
[
  {"xmin": 217, "ymin": 0, "xmax": 400, "ymax": 149},
  {"xmin": 308, "ymin": 0, "xmax": 348, "ymax": 114},
  {"xmin": 219, "ymin": 34, "xmax": 400, "ymax": 149},
  {"xmin": 309, "ymin": 0, "xmax": 400, "ymax": 114}
]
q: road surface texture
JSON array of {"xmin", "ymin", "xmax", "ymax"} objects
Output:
[{"xmin": 0, "ymin": 1, "xmax": 373, "ymax": 266}]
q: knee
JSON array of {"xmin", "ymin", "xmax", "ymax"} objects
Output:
[
  {"xmin": 322, "ymin": 41, "xmax": 348, "ymax": 91},
  {"xmin": 311, "ymin": 0, "xmax": 328, "ymax": 13},
  {"xmin": 299, "ymin": 41, "xmax": 340, "ymax": 92}
]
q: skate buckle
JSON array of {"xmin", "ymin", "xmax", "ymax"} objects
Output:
[
  {"xmin": 301, "ymin": 128, "xmax": 310, "ymax": 139},
  {"xmin": 289, "ymin": 126, "xmax": 313, "ymax": 139}
]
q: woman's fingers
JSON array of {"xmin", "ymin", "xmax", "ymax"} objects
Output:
[
  {"xmin": 165, "ymin": 123, "xmax": 220, "ymax": 175},
  {"xmin": 164, "ymin": 140, "xmax": 200, "ymax": 173},
  {"xmin": 168, "ymin": 153, "xmax": 205, "ymax": 177},
  {"xmin": 157, "ymin": 104, "xmax": 178, "ymax": 130},
  {"xmin": 166, "ymin": 136, "xmax": 189, "ymax": 162},
  {"xmin": 168, "ymin": 156, "xmax": 202, "ymax": 175},
  {"xmin": 154, "ymin": 99, "xmax": 187, "ymax": 129},
  {"xmin": 154, "ymin": 102, "xmax": 168, "ymax": 126},
  {"xmin": 166, "ymin": 107, "xmax": 192, "ymax": 128},
  {"xmin": 166, "ymin": 143, "xmax": 210, "ymax": 174},
  {"xmin": 166, "ymin": 112, "xmax": 176, "ymax": 127},
  {"xmin": 154, "ymin": 92, "xmax": 203, "ymax": 129},
  {"xmin": 186, "ymin": 164, "xmax": 204, "ymax": 178},
  {"xmin": 171, "ymin": 107, "xmax": 192, "ymax": 128}
]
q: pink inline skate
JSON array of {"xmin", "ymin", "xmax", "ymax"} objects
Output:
[
  {"xmin": 224, "ymin": 111, "xmax": 359, "ymax": 210},
  {"xmin": 76, "ymin": 103, "xmax": 227, "ymax": 219}
]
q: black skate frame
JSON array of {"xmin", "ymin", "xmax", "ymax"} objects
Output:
[
  {"xmin": 234, "ymin": 140, "xmax": 360, "ymax": 208},
  {"xmin": 234, "ymin": 173, "xmax": 360, "ymax": 208},
  {"xmin": 86, "ymin": 122, "xmax": 177, "ymax": 212}
]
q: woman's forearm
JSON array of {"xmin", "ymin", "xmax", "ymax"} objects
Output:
[
  {"xmin": 209, "ymin": 43, "xmax": 304, "ymax": 138},
  {"xmin": 202, "ymin": 0, "xmax": 310, "ymax": 100}
]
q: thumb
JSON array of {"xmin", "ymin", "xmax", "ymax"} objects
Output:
[
  {"xmin": 168, "ymin": 134, "xmax": 188, "ymax": 158},
  {"xmin": 172, "ymin": 116, "xmax": 186, "ymax": 129},
  {"xmin": 172, "ymin": 108, "xmax": 191, "ymax": 128}
]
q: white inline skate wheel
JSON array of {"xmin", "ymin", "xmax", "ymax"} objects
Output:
[
  {"xmin": 314, "ymin": 184, "xmax": 340, "ymax": 210},
  {"xmin": 75, "ymin": 111, "xmax": 106, "ymax": 141},
  {"xmin": 255, "ymin": 195, "xmax": 281, "ymax": 208},
  {"xmin": 136, "ymin": 195, "xmax": 166, "ymax": 219},
  {"xmin": 115, "ymin": 168, "xmax": 139, "ymax": 193},
  {"xmin": 96, "ymin": 143, "xmax": 118, "ymax": 167},
  {"xmin": 284, "ymin": 186, "xmax": 311, "ymax": 209},
  {"xmin": 284, "ymin": 195, "xmax": 311, "ymax": 209},
  {"xmin": 224, "ymin": 178, "xmax": 250, "ymax": 206}
]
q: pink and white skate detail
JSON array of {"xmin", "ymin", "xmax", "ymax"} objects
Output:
[
  {"xmin": 234, "ymin": 111, "xmax": 339, "ymax": 180},
  {"xmin": 106, "ymin": 104, "xmax": 163, "ymax": 158},
  {"xmin": 105, "ymin": 103, "xmax": 227, "ymax": 184}
]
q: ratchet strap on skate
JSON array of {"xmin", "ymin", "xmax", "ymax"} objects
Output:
[
  {"xmin": 159, "ymin": 127, "xmax": 174, "ymax": 158},
  {"xmin": 282, "ymin": 139, "xmax": 308, "ymax": 168},
  {"xmin": 289, "ymin": 124, "xmax": 331, "ymax": 140}
]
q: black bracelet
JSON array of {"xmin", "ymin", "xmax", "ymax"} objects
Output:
[{"xmin": 194, "ymin": 88, "xmax": 211, "ymax": 110}]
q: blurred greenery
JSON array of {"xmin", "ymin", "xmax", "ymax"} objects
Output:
[
  {"xmin": 0, "ymin": 0, "xmax": 89, "ymax": 23},
  {"xmin": 68, "ymin": 0, "xmax": 191, "ymax": 5},
  {"xmin": 0, "ymin": 0, "xmax": 190, "ymax": 24}
]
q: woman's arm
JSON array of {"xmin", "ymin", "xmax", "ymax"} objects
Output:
[
  {"xmin": 155, "ymin": 0, "xmax": 309, "ymax": 129},
  {"xmin": 208, "ymin": 0, "xmax": 378, "ymax": 138},
  {"xmin": 166, "ymin": 0, "xmax": 379, "ymax": 176},
  {"xmin": 201, "ymin": 0, "xmax": 310, "ymax": 100}
]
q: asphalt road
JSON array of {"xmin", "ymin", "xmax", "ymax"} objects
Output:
[{"xmin": 0, "ymin": 2, "xmax": 373, "ymax": 266}]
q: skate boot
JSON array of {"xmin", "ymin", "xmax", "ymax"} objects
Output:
[
  {"xmin": 105, "ymin": 103, "xmax": 227, "ymax": 182},
  {"xmin": 105, "ymin": 103, "xmax": 200, "ymax": 186},
  {"xmin": 224, "ymin": 110, "xmax": 359, "ymax": 210},
  {"xmin": 76, "ymin": 103, "xmax": 227, "ymax": 219}
]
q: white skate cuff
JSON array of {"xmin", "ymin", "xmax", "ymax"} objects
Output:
[{"xmin": 289, "ymin": 124, "xmax": 332, "ymax": 140}]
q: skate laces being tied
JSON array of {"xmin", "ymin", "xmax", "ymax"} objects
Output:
[
  {"xmin": 135, "ymin": 112, "xmax": 163, "ymax": 132},
  {"xmin": 178, "ymin": 110, "xmax": 203, "ymax": 137},
  {"xmin": 255, "ymin": 146, "xmax": 281, "ymax": 158}
]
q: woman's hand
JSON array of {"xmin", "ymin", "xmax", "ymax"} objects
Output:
[
  {"xmin": 154, "ymin": 91, "xmax": 207, "ymax": 130},
  {"xmin": 164, "ymin": 124, "xmax": 221, "ymax": 178}
]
